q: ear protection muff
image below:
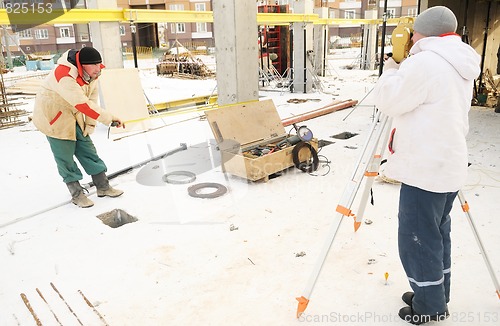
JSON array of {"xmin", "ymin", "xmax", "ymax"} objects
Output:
[{"xmin": 292, "ymin": 141, "xmax": 319, "ymax": 173}]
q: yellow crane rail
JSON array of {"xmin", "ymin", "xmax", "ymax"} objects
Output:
[{"xmin": 0, "ymin": 8, "xmax": 400, "ymax": 25}]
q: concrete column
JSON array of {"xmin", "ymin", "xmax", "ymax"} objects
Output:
[
  {"xmin": 212, "ymin": 0, "xmax": 259, "ymax": 106},
  {"xmin": 419, "ymin": 0, "xmax": 429, "ymax": 12},
  {"xmin": 86, "ymin": 0, "xmax": 123, "ymax": 69},
  {"xmin": 313, "ymin": 7, "xmax": 329, "ymax": 77},
  {"xmin": 292, "ymin": 0, "xmax": 314, "ymax": 93},
  {"xmin": 362, "ymin": 10, "xmax": 378, "ymax": 70}
]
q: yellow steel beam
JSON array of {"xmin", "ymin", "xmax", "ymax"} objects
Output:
[
  {"xmin": 0, "ymin": 8, "xmax": 393, "ymax": 26},
  {"xmin": 150, "ymin": 94, "xmax": 218, "ymax": 112},
  {"xmin": 257, "ymin": 13, "xmax": 318, "ymax": 25},
  {"xmin": 0, "ymin": 9, "xmax": 214, "ymax": 25},
  {"xmin": 387, "ymin": 17, "xmax": 405, "ymax": 24},
  {"xmin": 0, "ymin": 9, "xmax": 124, "ymax": 25},
  {"xmin": 320, "ymin": 18, "xmax": 381, "ymax": 25},
  {"xmin": 124, "ymin": 9, "xmax": 213, "ymax": 23}
]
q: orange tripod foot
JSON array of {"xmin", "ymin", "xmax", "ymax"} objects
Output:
[{"xmin": 296, "ymin": 296, "xmax": 309, "ymax": 318}]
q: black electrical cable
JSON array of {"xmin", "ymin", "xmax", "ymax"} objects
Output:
[
  {"xmin": 292, "ymin": 141, "xmax": 319, "ymax": 173},
  {"xmin": 309, "ymin": 154, "xmax": 331, "ymax": 177}
]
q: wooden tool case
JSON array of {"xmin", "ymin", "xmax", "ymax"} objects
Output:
[{"xmin": 205, "ymin": 99, "xmax": 318, "ymax": 182}]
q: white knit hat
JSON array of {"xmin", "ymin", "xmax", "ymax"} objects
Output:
[{"xmin": 413, "ymin": 6, "xmax": 458, "ymax": 37}]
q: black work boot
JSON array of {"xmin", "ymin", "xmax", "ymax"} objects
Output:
[
  {"xmin": 91, "ymin": 172, "xmax": 124, "ymax": 198},
  {"xmin": 66, "ymin": 181, "xmax": 94, "ymax": 208},
  {"xmin": 402, "ymin": 291, "xmax": 414, "ymax": 306}
]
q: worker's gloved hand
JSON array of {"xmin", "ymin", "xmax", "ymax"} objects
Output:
[
  {"xmin": 111, "ymin": 117, "xmax": 125, "ymax": 128},
  {"xmin": 383, "ymin": 57, "xmax": 400, "ymax": 72},
  {"xmin": 83, "ymin": 124, "xmax": 95, "ymax": 137}
]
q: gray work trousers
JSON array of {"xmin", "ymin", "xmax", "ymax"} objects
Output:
[{"xmin": 398, "ymin": 183, "xmax": 458, "ymax": 315}]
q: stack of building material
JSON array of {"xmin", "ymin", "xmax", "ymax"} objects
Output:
[{"xmin": 157, "ymin": 43, "xmax": 215, "ymax": 79}]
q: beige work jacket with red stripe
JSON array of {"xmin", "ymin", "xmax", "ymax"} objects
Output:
[{"xmin": 33, "ymin": 50, "xmax": 113, "ymax": 140}]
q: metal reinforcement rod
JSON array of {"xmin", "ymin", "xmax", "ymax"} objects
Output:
[
  {"xmin": 378, "ymin": 0, "xmax": 389, "ymax": 77},
  {"xmin": 85, "ymin": 143, "xmax": 187, "ymax": 187},
  {"xmin": 20, "ymin": 293, "xmax": 43, "ymax": 326},
  {"xmin": 78, "ymin": 290, "xmax": 110, "ymax": 326},
  {"xmin": 50, "ymin": 283, "xmax": 83, "ymax": 326},
  {"xmin": 36, "ymin": 288, "xmax": 63, "ymax": 326},
  {"xmin": 281, "ymin": 99, "xmax": 358, "ymax": 127},
  {"xmin": 0, "ymin": 143, "xmax": 187, "ymax": 230}
]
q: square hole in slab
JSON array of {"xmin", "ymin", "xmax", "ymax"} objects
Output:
[
  {"xmin": 318, "ymin": 139, "xmax": 335, "ymax": 148},
  {"xmin": 331, "ymin": 131, "xmax": 358, "ymax": 139},
  {"xmin": 97, "ymin": 209, "xmax": 138, "ymax": 228}
]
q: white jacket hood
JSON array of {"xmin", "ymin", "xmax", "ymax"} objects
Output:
[{"xmin": 410, "ymin": 35, "xmax": 480, "ymax": 81}]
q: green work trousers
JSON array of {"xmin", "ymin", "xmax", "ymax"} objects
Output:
[{"xmin": 46, "ymin": 124, "xmax": 107, "ymax": 183}]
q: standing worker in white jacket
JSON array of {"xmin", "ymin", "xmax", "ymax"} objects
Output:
[
  {"xmin": 33, "ymin": 47, "xmax": 125, "ymax": 208},
  {"xmin": 373, "ymin": 6, "xmax": 481, "ymax": 325}
]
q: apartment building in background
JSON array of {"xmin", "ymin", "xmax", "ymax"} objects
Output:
[
  {"xmin": 0, "ymin": 0, "xmax": 213, "ymax": 57},
  {"xmin": 1, "ymin": 0, "xmax": 417, "ymax": 57},
  {"xmin": 317, "ymin": 0, "xmax": 418, "ymax": 41},
  {"xmin": 120, "ymin": 0, "xmax": 213, "ymax": 49}
]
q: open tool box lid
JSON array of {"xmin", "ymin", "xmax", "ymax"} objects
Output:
[{"xmin": 205, "ymin": 99, "xmax": 287, "ymax": 151}]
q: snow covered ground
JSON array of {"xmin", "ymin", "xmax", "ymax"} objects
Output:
[{"xmin": 0, "ymin": 49, "xmax": 499, "ymax": 325}]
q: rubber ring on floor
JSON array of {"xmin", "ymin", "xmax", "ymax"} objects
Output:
[
  {"xmin": 187, "ymin": 182, "xmax": 227, "ymax": 198},
  {"xmin": 162, "ymin": 171, "xmax": 196, "ymax": 184}
]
